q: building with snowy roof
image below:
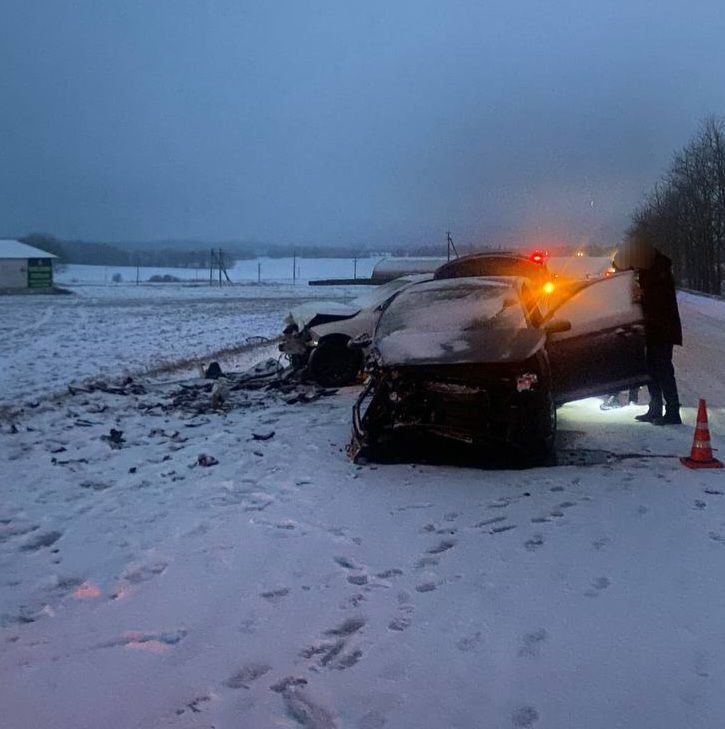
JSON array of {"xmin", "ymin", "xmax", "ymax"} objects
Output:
[{"xmin": 0, "ymin": 239, "xmax": 58, "ymax": 290}]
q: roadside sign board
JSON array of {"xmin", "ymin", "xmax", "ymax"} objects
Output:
[{"xmin": 27, "ymin": 258, "xmax": 53, "ymax": 288}]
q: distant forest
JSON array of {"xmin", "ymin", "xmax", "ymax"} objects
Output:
[{"xmin": 628, "ymin": 116, "xmax": 725, "ymax": 295}]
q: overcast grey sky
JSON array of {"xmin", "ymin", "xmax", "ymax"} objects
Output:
[{"xmin": 2, "ymin": 1, "xmax": 725, "ymax": 248}]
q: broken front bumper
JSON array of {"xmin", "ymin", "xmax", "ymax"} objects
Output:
[{"xmin": 351, "ymin": 366, "xmax": 552, "ymax": 454}]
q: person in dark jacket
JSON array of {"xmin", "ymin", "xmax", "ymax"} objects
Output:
[{"xmin": 615, "ymin": 241, "xmax": 682, "ymax": 424}]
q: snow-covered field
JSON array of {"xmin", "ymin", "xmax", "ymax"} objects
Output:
[
  {"xmin": 1, "ymin": 287, "xmax": 725, "ymax": 729},
  {"xmin": 1, "ymin": 259, "xmax": 379, "ymax": 405}
]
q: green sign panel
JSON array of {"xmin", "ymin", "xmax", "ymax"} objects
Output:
[{"xmin": 27, "ymin": 258, "xmax": 53, "ymax": 288}]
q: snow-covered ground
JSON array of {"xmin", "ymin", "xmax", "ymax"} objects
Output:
[
  {"xmin": 58, "ymin": 257, "xmax": 379, "ymax": 286},
  {"xmin": 1, "ymin": 291, "xmax": 725, "ymax": 729},
  {"xmin": 1, "ymin": 259, "xmax": 379, "ymax": 405}
]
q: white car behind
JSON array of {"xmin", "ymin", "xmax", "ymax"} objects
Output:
[{"xmin": 280, "ymin": 275, "xmax": 431, "ymax": 386}]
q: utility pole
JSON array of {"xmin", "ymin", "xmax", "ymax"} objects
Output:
[
  {"xmin": 257, "ymin": 261, "xmax": 261, "ymax": 283},
  {"xmin": 353, "ymin": 255, "xmax": 358, "ymax": 280},
  {"xmin": 209, "ymin": 249, "xmax": 214, "ymax": 287},
  {"xmin": 446, "ymin": 231, "xmax": 459, "ymax": 261},
  {"xmin": 292, "ymin": 248, "xmax": 297, "ymax": 284},
  {"xmin": 218, "ymin": 248, "xmax": 223, "ymax": 287}
]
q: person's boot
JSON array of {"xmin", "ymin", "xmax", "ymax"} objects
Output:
[
  {"xmin": 635, "ymin": 407, "xmax": 662, "ymax": 423},
  {"xmin": 654, "ymin": 408, "xmax": 682, "ymax": 426}
]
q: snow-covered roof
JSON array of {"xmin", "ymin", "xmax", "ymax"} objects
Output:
[{"xmin": 0, "ymin": 239, "xmax": 58, "ymax": 259}]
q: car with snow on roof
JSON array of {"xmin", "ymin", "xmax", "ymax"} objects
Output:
[{"xmin": 349, "ymin": 270, "xmax": 649, "ymax": 464}]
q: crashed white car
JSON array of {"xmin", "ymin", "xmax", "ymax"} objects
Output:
[{"xmin": 280, "ymin": 275, "xmax": 431, "ymax": 387}]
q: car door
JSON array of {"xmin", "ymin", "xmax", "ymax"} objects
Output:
[{"xmin": 544, "ymin": 271, "xmax": 649, "ymax": 404}]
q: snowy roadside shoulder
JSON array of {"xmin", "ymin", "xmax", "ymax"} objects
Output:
[{"xmin": 3, "ymin": 364, "xmax": 725, "ymax": 728}]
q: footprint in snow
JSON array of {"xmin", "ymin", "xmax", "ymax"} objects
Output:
[
  {"xmin": 388, "ymin": 616, "xmax": 412, "ymax": 632},
  {"xmin": 491, "ymin": 524, "xmax": 517, "ymax": 534},
  {"xmin": 19, "ymin": 530, "xmax": 62, "ymax": 552},
  {"xmin": 324, "ymin": 617, "xmax": 366, "ymax": 637},
  {"xmin": 415, "ymin": 582, "xmax": 437, "ymax": 593},
  {"xmin": 475, "ymin": 516, "xmax": 507, "ymax": 527},
  {"xmin": 224, "ymin": 662, "xmax": 271, "ymax": 689},
  {"xmin": 122, "ymin": 561, "xmax": 167, "ymax": 584},
  {"xmin": 333, "ymin": 555, "xmax": 361, "ymax": 570},
  {"xmin": 584, "ymin": 576, "xmax": 611, "ymax": 597},
  {"xmin": 175, "ymin": 695, "xmax": 211, "ymax": 715},
  {"xmin": 487, "ymin": 500, "xmax": 510, "ymax": 509},
  {"xmin": 524, "ymin": 534, "xmax": 544, "ymax": 551},
  {"xmin": 282, "ymin": 687, "xmax": 338, "ymax": 729},
  {"xmin": 427, "ymin": 539, "xmax": 456, "ymax": 555},
  {"xmin": 512, "ymin": 706, "xmax": 539, "ymax": 727},
  {"xmin": 456, "ymin": 631, "xmax": 483, "ymax": 652},
  {"xmin": 301, "ymin": 640, "xmax": 362, "ymax": 671},
  {"xmin": 518, "ymin": 629, "xmax": 547, "ymax": 657},
  {"xmin": 270, "ymin": 676, "xmax": 308, "ymax": 693},
  {"xmin": 375, "ymin": 568, "xmax": 403, "ymax": 580},
  {"xmin": 260, "ymin": 587, "xmax": 290, "ymax": 603}
]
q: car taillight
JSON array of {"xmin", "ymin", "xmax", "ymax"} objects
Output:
[
  {"xmin": 516, "ymin": 373, "xmax": 538, "ymax": 392},
  {"xmin": 530, "ymin": 250, "xmax": 547, "ymax": 265}
]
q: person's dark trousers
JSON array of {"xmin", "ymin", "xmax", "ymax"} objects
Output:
[{"xmin": 646, "ymin": 343, "xmax": 679, "ymax": 414}]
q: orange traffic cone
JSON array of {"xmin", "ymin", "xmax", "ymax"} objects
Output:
[{"xmin": 681, "ymin": 399, "xmax": 724, "ymax": 469}]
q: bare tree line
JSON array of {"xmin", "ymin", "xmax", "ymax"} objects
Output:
[{"xmin": 628, "ymin": 117, "xmax": 725, "ymax": 295}]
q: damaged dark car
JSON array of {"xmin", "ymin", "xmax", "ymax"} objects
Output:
[{"xmin": 350, "ymin": 271, "xmax": 649, "ymax": 464}]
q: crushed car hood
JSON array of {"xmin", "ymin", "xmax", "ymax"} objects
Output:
[
  {"xmin": 374, "ymin": 277, "xmax": 545, "ymax": 367},
  {"xmin": 286, "ymin": 301, "xmax": 360, "ymax": 330}
]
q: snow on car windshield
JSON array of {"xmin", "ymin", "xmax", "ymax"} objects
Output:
[{"xmin": 376, "ymin": 279, "xmax": 528, "ymax": 362}]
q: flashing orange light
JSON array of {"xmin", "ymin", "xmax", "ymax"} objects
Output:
[{"xmin": 542, "ymin": 281, "xmax": 555, "ymax": 295}]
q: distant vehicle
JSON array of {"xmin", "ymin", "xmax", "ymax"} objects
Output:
[
  {"xmin": 433, "ymin": 251, "xmax": 552, "ymax": 284},
  {"xmin": 350, "ymin": 270, "xmax": 649, "ymax": 464},
  {"xmin": 280, "ymin": 274, "xmax": 431, "ymax": 387}
]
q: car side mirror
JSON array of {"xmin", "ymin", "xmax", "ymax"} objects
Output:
[
  {"xmin": 543, "ymin": 319, "xmax": 571, "ymax": 335},
  {"xmin": 348, "ymin": 332, "xmax": 372, "ymax": 349}
]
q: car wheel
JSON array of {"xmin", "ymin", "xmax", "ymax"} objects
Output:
[
  {"xmin": 308, "ymin": 338, "xmax": 362, "ymax": 387},
  {"xmin": 514, "ymin": 389, "xmax": 557, "ymax": 466}
]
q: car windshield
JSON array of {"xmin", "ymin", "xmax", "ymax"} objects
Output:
[{"xmin": 377, "ymin": 280, "xmax": 527, "ymax": 339}]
